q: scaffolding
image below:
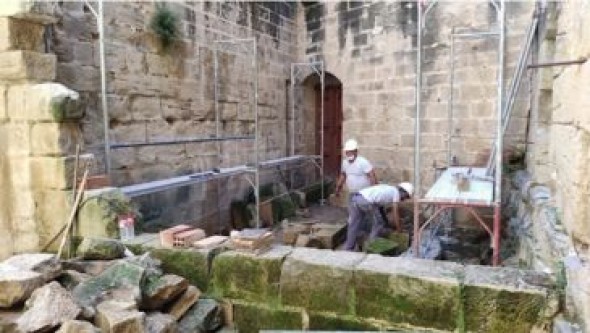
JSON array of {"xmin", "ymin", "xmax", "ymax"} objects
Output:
[
  {"xmin": 84, "ymin": 0, "xmax": 330, "ymax": 229},
  {"xmin": 412, "ymin": 0, "xmax": 506, "ymax": 266}
]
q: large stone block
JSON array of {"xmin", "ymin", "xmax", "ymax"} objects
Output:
[
  {"xmin": 30, "ymin": 154, "xmax": 93, "ymax": 190},
  {"xmin": 7, "ymin": 83, "xmax": 82, "ymax": 121},
  {"xmin": 211, "ymin": 246, "xmax": 292, "ymax": 303},
  {"xmin": 129, "ymin": 244, "xmax": 213, "ymax": 292},
  {"xmin": 354, "ymin": 255, "xmax": 463, "ymax": 331},
  {"xmin": 307, "ymin": 312, "xmax": 385, "ymax": 331},
  {"xmin": 0, "ymin": 17, "xmax": 45, "ymax": 52},
  {"xmin": 30, "ymin": 122, "xmax": 81, "ymax": 156},
  {"xmin": 280, "ymin": 248, "xmax": 365, "ymax": 315},
  {"xmin": 462, "ymin": 265, "xmax": 556, "ymax": 333},
  {"xmin": 231, "ymin": 300, "xmax": 306, "ymax": 333},
  {"xmin": 77, "ymin": 188, "xmax": 134, "ymax": 239},
  {"xmin": 0, "ymin": 51, "xmax": 56, "ymax": 83}
]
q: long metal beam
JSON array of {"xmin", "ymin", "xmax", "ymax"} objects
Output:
[
  {"xmin": 110, "ymin": 136, "xmax": 255, "ymax": 149},
  {"xmin": 527, "ymin": 57, "xmax": 587, "ymax": 68}
]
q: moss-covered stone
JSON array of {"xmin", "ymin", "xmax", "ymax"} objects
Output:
[
  {"xmin": 365, "ymin": 237, "xmax": 400, "ymax": 256},
  {"xmin": 354, "ymin": 255, "xmax": 463, "ymax": 331},
  {"xmin": 127, "ymin": 244, "xmax": 216, "ymax": 292},
  {"xmin": 280, "ymin": 248, "xmax": 365, "ymax": 315},
  {"xmin": 76, "ymin": 237, "xmax": 125, "ymax": 260},
  {"xmin": 308, "ymin": 312, "xmax": 384, "ymax": 331},
  {"xmin": 211, "ymin": 246, "xmax": 292, "ymax": 304},
  {"xmin": 462, "ymin": 265, "xmax": 552, "ymax": 333},
  {"xmin": 231, "ymin": 300, "xmax": 305, "ymax": 333},
  {"xmin": 77, "ymin": 188, "xmax": 138, "ymax": 239}
]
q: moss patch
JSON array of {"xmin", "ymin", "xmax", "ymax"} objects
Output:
[
  {"xmin": 280, "ymin": 248, "xmax": 364, "ymax": 315},
  {"xmin": 354, "ymin": 256, "xmax": 463, "ymax": 331},
  {"xmin": 231, "ymin": 300, "xmax": 305, "ymax": 333},
  {"xmin": 308, "ymin": 312, "xmax": 383, "ymax": 331},
  {"xmin": 365, "ymin": 237, "xmax": 400, "ymax": 256},
  {"xmin": 129, "ymin": 245, "xmax": 216, "ymax": 292},
  {"xmin": 211, "ymin": 247, "xmax": 291, "ymax": 304}
]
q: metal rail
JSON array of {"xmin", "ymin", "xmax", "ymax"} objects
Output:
[
  {"xmin": 527, "ymin": 57, "xmax": 587, "ymax": 68},
  {"xmin": 110, "ymin": 136, "xmax": 255, "ymax": 149}
]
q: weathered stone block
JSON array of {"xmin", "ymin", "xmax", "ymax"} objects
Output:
[
  {"xmin": 354, "ymin": 255, "xmax": 463, "ymax": 331},
  {"xmin": 130, "ymin": 245, "xmax": 213, "ymax": 292},
  {"xmin": 178, "ymin": 298, "xmax": 223, "ymax": 333},
  {"xmin": 0, "ymin": 51, "xmax": 55, "ymax": 83},
  {"xmin": 308, "ymin": 312, "xmax": 384, "ymax": 331},
  {"xmin": 0, "ymin": 1, "xmax": 57, "ymax": 24},
  {"xmin": 16, "ymin": 281, "xmax": 81, "ymax": 332},
  {"xmin": 30, "ymin": 154, "xmax": 93, "ymax": 190},
  {"xmin": 462, "ymin": 265, "xmax": 554, "ymax": 333},
  {"xmin": 77, "ymin": 188, "xmax": 134, "ymax": 239},
  {"xmin": 73, "ymin": 261, "xmax": 145, "ymax": 318},
  {"xmin": 0, "ymin": 263, "xmax": 44, "ymax": 307},
  {"xmin": 30, "ymin": 122, "xmax": 80, "ymax": 156},
  {"xmin": 231, "ymin": 300, "xmax": 306, "ymax": 333},
  {"xmin": 211, "ymin": 246, "xmax": 292, "ymax": 303},
  {"xmin": 76, "ymin": 237, "xmax": 125, "ymax": 260},
  {"xmin": 280, "ymin": 248, "xmax": 365, "ymax": 315},
  {"xmin": 0, "ymin": 17, "xmax": 45, "ymax": 52}
]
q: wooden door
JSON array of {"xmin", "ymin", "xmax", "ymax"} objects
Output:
[{"xmin": 316, "ymin": 85, "xmax": 342, "ymax": 179}]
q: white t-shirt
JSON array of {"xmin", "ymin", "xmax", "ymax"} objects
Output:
[
  {"xmin": 359, "ymin": 184, "xmax": 401, "ymax": 204},
  {"xmin": 342, "ymin": 156, "xmax": 373, "ymax": 193}
]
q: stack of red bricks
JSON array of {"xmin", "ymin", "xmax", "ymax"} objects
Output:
[{"xmin": 159, "ymin": 225, "xmax": 206, "ymax": 248}]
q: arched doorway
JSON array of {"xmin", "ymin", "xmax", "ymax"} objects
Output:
[{"xmin": 303, "ymin": 73, "xmax": 343, "ymax": 179}]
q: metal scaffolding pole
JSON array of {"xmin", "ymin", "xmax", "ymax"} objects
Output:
[
  {"xmin": 253, "ymin": 38, "xmax": 260, "ymax": 228},
  {"xmin": 83, "ymin": 0, "xmax": 110, "ymax": 176},
  {"xmin": 493, "ymin": 0, "xmax": 505, "ymax": 266}
]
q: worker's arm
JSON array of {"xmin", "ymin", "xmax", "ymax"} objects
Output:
[
  {"xmin": 335, "ymin": 172, "xmax": 346, "ymax": 196},
  {"xmin": 368, "ymin": 169, "xmax": 378, "ymax": 185}
]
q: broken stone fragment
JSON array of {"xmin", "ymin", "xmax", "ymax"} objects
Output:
[
  {"xmin": 165, "ymin": 285, "xmax": 201, "ymax": 320},
  {"xmin": 178, "ymin": 299, "xmax": 223, "ymax": 333},
  {"xmin": 72, "ymin": 261, "xmax": 145, "ymax": 318},
  {"xmin": 95, "ymin": 300, "xmax": 145, "ymax": 333},
  {"xmin": 145, "ymin": 312, "xmax": 178, "ymax": 333},
  {"xmin": 76, "ymin": 237, "xmax": 126, "ymax": 260},
  {"xmin": 58, "ymin": 269, "xmax": 91, "ymax": 290},
  {"xmin": 17, "ymin": 281, "xmax": 81, "ymax": 333},
  {"xmin": 62, "ymin": 259, "xmax": 117, "ymax": 276},
  {"xmin": 2, "ymin": 253, "xmax": 61, "ymax": 282},
  {"xmin": 0, "ymin": 264, "xmax": 44, "ymax": 308},
  {"xmin": 56, "ymin": 320, "xmax": 100, "ymax": 333},
  {"xmin": 142, "ymin": 274, "xmax": 189, "ymax": 310}
]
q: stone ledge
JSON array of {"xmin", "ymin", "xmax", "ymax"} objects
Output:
[
  {"xmin": 7, "ymin": 83, "xmax": 82, "ymax": 122},
  {"xmin": 211, "ymin": 246, "xmax": 292, "ymax": 304}
]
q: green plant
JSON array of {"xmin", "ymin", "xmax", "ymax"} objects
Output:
[{"xmin": 150, "ymin": 3, "xmax": 179, "ymax": 50}]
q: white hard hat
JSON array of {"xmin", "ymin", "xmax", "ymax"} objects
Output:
[
  {"xmin": 344, "ymin": 139, "xmax": 358, "ymax": 151},
  {"xmin": 398, "ymin": 182, "xmax": 414, "ymax": 197}
]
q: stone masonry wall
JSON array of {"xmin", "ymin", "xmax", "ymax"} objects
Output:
[
  {"xmin": 523, "ymin": 2, "xmax": 590, "ymax": 330},
  {"xmin": 51, "ymin": 1, "xmax": 298, "ymax": 186},
  {"xmin": 0, "ymin": 1, "xmax": 90, "ymax": 259},
  {"xmin": 299, "ymin": 2, "xmax": 534, "ymax": 188}
]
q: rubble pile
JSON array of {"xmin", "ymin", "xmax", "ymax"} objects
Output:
[{"xmin": 0, "ymin": 238, "xmax": 223, "ymax": 333}]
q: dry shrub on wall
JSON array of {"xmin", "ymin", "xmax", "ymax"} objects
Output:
[{"xmin": 149, "ymin": 3, "xmax": 187, "ymax": 77}]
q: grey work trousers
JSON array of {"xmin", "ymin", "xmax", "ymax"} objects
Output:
[{"xmin": 344, "ymin": 193, "xmax": 388, "ymax": 251}]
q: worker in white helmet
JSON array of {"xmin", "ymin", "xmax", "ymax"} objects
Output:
[
  {"xmin": 335, "ymin": 139, "xmax": 377, "ymax": 198},
  {"xmin": 344, "ymin": 182, "xmax": 414, "ymax": 251}
]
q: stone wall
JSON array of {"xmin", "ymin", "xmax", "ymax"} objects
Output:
[
  {"xmin": 127, "ymin": 242, "xmax": 558, "ymax": 333},
  {"xmin": 299, "ymin": 2, "xmax": 534, "ymax": 187},
  {"xmin": 522, "ymin": 1, "xmax": 590, "ymax": 330},
  {"xmin": 50, "ymin": 1, "xmax": 298, "ymax": 186},
  {"xmin": 0, "ymin": 2, "xmax": 90, "ymax": 259}
]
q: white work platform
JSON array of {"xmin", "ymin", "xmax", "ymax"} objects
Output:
[{"xmin": 423, "ymin": 167, "xmax": 494, "ymax": 205}]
